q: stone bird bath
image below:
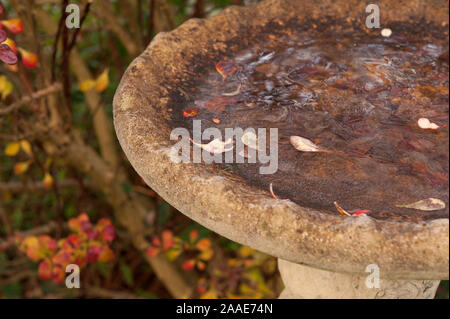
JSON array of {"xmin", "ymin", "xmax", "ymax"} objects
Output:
[{"xmin": 114, "ymin": 0, "xmax": 449, "ymax": 298}]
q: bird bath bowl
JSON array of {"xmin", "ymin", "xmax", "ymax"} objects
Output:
[{"xmin": 114, "ymin": 0, "xmax": 449, "ymax": 298}]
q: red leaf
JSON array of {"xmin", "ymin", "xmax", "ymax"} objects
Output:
[
  {"xmin": 183, "ymin": 108, "xmax": 198, "ymax": 117},
  {"xmin": 216, "ymin": 61, "xmax": 238, "ymax": 79},
  {"xmin": 182, "ymin": 259, "xmax": 196, "ymax": 271},
  {"xmin": 86, "ymin": 244, "xmax": 101, "ymax": 263},
  {"xmin": 189, "ymin": 230, "xmax": 199, "ymax": 244},
  {"xmin": 18, "ymin": 48, "xmax": 38, "ymax": 69},
  {"xmin": 0, "ymin": 43, "xmax": 18, "ymax": 65},
  {"xmin": 97, "ymin": 246, "xmax": 114, "ymax": 262},
  {"xmin": 95, "ymin": 218, "xmax": 115, "ymax": 242},
  {"xmin": 350, "ymin": 209, "xmax": 372, "ymax": 216},
  {"xmin": 146, "ymin": 246, "xmax": 160, "ymax": 258},
  {"xmin": 161, "ymin": 230, "xmax": 174, "ymax": 251},
  {"xmin": 38, "ymin": 259, "xmax": 53, "ymax": 280},
  {"xmin": 152, "ymin": 236, "xmax": 161, "ymax": 247},
  {"xmin": 0, "ymin": 29, "xmax": 6, "ymax": 42},
  {"xmin": 0, "ymin": 19, "xmax": 24, "ymax": 34}
]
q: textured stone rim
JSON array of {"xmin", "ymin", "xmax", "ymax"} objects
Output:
[{"xmin": 114, "ymin": 0, "xmax": 449, "ymax": 280}]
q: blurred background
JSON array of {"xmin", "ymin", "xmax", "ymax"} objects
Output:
[{"xmin": 0, "ymin": 0, "xmax": 447, "ymax": 299}]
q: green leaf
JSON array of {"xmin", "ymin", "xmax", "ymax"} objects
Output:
[
  {"xmin": 120, "ymin": 262, "xmax": 134, "ymax": 287},
  {"xmin": 121, "ymin": 183, "xmax": 132, "ymax": 195},
  {"xmin": 2, "ymin": 283, "xmax": 22, "ymax": 298}
]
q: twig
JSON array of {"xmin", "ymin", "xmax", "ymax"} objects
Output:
[
  {"xmin": 0, "ymin": 83, "xmax": 63, "ymax": 116},
  {"xmin": 0, "ymin": 179, "xmax": 94, "ymax": 193},
  {"xmin": 51, "ymin": 1, "xmax": 66, "ymax": 82}
]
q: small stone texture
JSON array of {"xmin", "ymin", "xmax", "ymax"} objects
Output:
[
  {"xmin": 113, "ymin": 0, "xmax": 449, "ymax": 280},
  {"xmin": 278, "ymin": 259, "xmax": 440, "ymax": 299}
]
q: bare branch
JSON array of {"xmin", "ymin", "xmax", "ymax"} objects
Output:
[{"xmin": 0, "ymin": 83, "xmax": 63, "ymax": 116}]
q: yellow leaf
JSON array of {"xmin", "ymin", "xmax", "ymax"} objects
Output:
[
  {"xmin": 94, "ymin": 68, "xmax": 109, "ymax": 92},
  {"xmin": 20, "ymin": 236, "xmax": 44, "ymax": 262},
  {"xmin": 79, "ymin": 79, "xmax": 96, "ymax": 92},
  {"xmin": 196, "ymin": 238, "xmax": 211, "ymax": 251},
  {"xmin": 0, "ymin": 75, "xmax": 13, "ymax": 100},
  {"xmin": 42, "ymin": 172, "xmax": 54, "ymax": 189},
  {"xmin": 198, "ymin": 248, "xmax": 213, "ymax": 261},
  {"xmin": 165, "ymin": 248, "xmax": 182, "ymax": 261},
  {"xmin": 227, "ymin": 258, "xmax": 241, "ymax": 267},
  {"xmin": 239, "ymin": 246, "xmax": 254, "ymax": 258},
  {"xmin": 20, "ymin": 140, "xmax": 32, "ymax": 156},
  {"xmin": 200, "ymin": 289, "xmax": 218, "ymax": 299},
  {"xmin": 5, "ymin": 142, "xmax": 20, "ymax": 156},
  {"xmin": 14, "ymin": 161, "xmax": 31, "ymax": 175}
]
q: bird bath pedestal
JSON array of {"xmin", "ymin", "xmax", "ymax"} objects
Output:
[{"xmin": 114, "ymin": 0, "xmax": 449, "ymax": 299}]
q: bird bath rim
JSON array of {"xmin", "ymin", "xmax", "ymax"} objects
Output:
[{"xmin": 113, "ymin": 0, "xmax": 449, "ymax": 280}]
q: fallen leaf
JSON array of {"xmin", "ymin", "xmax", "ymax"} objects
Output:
[
  {"xmin": 191, "ymin": 137, "xmax": 234, "ymax": 155},
  {"xmin": 396, "ymin": 198, "xmax": 446, "ymax": 211},
  {"xmin": 349, "ymin": 209, "xmax": 372, "ymax": 216},
  {"xmin": 216, "ymin": 61, "xmax": 238, "ymax": 80},
  {"xmin": 269, "ymin": 183, "xmax": 279, "ymax": 200},
  {"xmin": 183, "ymin": 108, "xmax": 197, "ymax": 117},
  {"xmin": 269, "ymin": 183, "xmax": 288, "ymax": 201},
  {"xmin": 222, "ymin": 83, "xmax": 241, "ymax": 96},
  {"xmin": 241, "ymin": 131, "xmax": 258, "ymax": 150},
  {"xmin": 333, "ymin": 202, "xmax": 351, "ymax": 216},
  {"xmin": 417, "ymin": 118, "xmax": 445, "ymax": 130},
  {"xmin": 290, "ymin": 135, "xmax": 321, "ymax": 152}
]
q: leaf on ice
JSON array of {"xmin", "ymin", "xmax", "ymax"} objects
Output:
[
  {"xmin": 222, "ymin": 83, "xmax": 241, "ymax": 96},
  {"xmin": 183, "ymin": 107, "xmax": 197, "ymax": 117},
  {"xmin": 216, "ymin": 61, "xmax": 238, "ymax": 80},
  {"xmin": 191, "ymin": 137, "xmax": 234, "ymax": 155},
  {"xmin": 396, "ymin": 198, "xmax": 446, "ymax": 211},
  {"xmin": 417, "ymin": 118, "xmax": 445, "ymax": 130},
  {"xmin": 241, "ymin": 131, "xmax": 258, "ymax": 150},
  {"xmin": 290, "ymin": 136, "xmax": 321, "ymax": 152},
  {"xmin": 333, "ymin": 202, "xmax": 351, "ymax": 216}
]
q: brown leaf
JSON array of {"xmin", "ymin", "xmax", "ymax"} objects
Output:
[{"xmin": 396, "ymin": 198, "xmax": 446, "ymax": 211}]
